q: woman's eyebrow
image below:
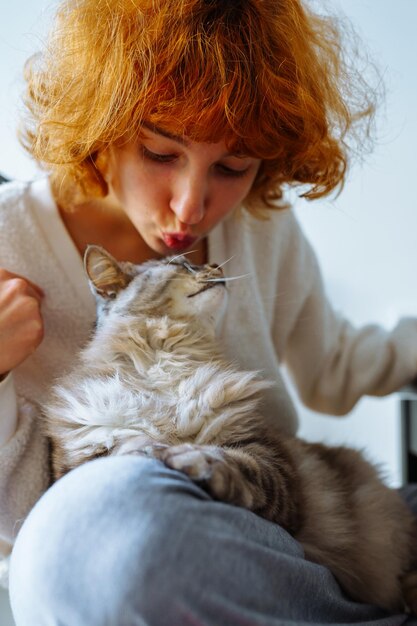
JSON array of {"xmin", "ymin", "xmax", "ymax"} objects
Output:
[{"xmin": 142, "ymin": 122, "xmax": 189, "ymax": 146}]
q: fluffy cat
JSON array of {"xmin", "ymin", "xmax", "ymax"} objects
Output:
[{"xmin": 44, "ymin": 245, "xmax": 417, "ymax": 614}]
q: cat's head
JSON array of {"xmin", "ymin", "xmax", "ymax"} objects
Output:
[{"xmin": 84, "ymin": 245, "xmax": 227, "ymax": 332}]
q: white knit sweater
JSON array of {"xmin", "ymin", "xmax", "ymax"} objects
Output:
[{"xmin": 1, "ymin": 177, "xmax": 417, "ymax": 561}]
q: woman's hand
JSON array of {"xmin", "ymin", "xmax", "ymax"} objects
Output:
[{"xmin": 0, "ymin": 269, "xmax": 45, "ymax": 378}]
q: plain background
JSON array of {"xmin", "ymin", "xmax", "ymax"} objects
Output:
[
  {"xmin": 1, "ymin": 1, "xmax": 417, "ymax": 481},
  {"xmin": 0, "ymin": 1, "xmax": 416, "ymax": 625}
]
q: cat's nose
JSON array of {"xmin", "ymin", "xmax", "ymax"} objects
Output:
[
  {"xmin": 206, "ymin": 264, "xmax": 224, "ymax": 279},
  {"xmin": 207, "ymin": 263, "xmax": 223, "ymax": 274}
]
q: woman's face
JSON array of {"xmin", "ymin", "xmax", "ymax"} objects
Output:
[{"xmin": 104, "ymin": 125, "xmax": 261, "ymax": 255}]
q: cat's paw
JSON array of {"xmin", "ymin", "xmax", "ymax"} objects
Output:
[
  {"xmin": 150, "ymin": 443, "xmax": 254, "ymax": 507},
  {"xmin": 150, "ymin": 443, "xmax": 222, "ymax": 480}
]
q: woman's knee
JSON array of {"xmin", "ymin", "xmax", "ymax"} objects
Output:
[
  {"xmin": 9, "ymin": 455, "xmax": 305, "ymax": 625},
  {"xmin": 9, "ymin": 455, "xmax": 211, "ymax": 625}
]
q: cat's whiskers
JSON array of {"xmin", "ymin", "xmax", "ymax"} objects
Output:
[
  {"xmin": 167, "ymin": 250, "xmax": 198, "ymax": 264},
  {"xmin": 153, "ymin": 269, "xmax": 252, "ymax": 288},
  {"xmin": 216, "ymin": 256, "xmax": 235, "ymax": 270},
  {"xmin": 203, "ymin": 273, "xmax": 252, "ymax": 283},
  {"xmin": 167, "ymin": 253, "xmax": 235, "ymax": 272}
]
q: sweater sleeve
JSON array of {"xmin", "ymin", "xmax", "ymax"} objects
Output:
[
  {"xmin": 0, "ymin": 373, "xmax": 18, "ymax": 446},
  {"xmin": 0, "ymin": 397, "xmax": 50, "ymax": 550},
  {"xmin": 282, "ymin": 227, "xmax": 417, "ymax": 415}
]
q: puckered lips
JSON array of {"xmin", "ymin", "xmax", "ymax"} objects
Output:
[{"xmin": 162, "ymin": 232, "xmax": 197, "ymax": 251}]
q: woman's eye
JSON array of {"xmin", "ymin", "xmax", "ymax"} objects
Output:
[
  {"xmin": 217, "ymin": 164, "xmax": 250, "ymax": 179},
  {"xmin": 142, "ymin": 147, "xmax": 176, "ymax": 163}
]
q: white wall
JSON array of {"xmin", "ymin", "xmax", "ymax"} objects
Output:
[
  {"xmin": 1, "ymin": 1, "xmax": 417, "ymax": 486},
  {"xmin": 0, "ymin": 1, "xmax": 51, "ymax": 180},
  {"xmin": 294, "ymin": 0, "xmax": 417, "ymax": 486}
]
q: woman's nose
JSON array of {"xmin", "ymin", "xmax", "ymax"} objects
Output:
[{"xmin": 170, "ymin": 174, "xmax": 207, "ymax": 225}]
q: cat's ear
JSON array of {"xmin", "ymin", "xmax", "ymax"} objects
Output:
[{"xmin": 84, "ymin": 245, "xmax": 133, "ymax": 299}]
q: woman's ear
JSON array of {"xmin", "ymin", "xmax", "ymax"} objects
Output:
[
  {"xmin": 84, "ymin": 245, "xmax": 132, "ymax": 299},
  {"xmin": 94, "ymin": 150, "xmax": 110, "ymax": 192}
]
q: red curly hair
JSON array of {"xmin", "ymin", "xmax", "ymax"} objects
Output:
[{"xmin": 20, "ymin": 0, "xmax": 377, "ymax": 212}]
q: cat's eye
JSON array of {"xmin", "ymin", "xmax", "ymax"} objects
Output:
[
  {"xmin": 167, "ymin": 260, "xmax": 196, "ymax": 273},
  {"xmin": 182, "ymin": 261, "xmax": 197, "ymax": 274}
]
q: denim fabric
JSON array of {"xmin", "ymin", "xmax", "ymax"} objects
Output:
[{"xmin": 9, "ymin": 456, "xmax": 417, "ymax": 626}]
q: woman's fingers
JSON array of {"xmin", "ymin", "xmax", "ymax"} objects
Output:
[{"xmin": 0, "ymin": 269, "xmax": 45, "ymax": 376}]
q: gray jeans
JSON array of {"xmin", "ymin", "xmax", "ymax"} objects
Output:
[{"xmin": 8, "ymin": 456, "xmax": 417, "ymax": 625}]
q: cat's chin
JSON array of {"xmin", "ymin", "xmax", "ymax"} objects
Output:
[
  {"xmin": 194, "ymin": 285, "xmax": 227, "ymax": 315},
  {"xmin": 189, "ymin": 284, "xmax": 227, "ymax": 326}
]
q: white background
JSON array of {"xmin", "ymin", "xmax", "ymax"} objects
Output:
[
  {"xmin": 1, "ymin": 1, "xmax": 417, "ymax": 490},
  {"xmin": 293, "ymin": 0, "xmax": 417, "ymax": 487}
]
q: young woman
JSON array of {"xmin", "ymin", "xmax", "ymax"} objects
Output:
[{"xmin": 2, "ymin": 0, "xmax": 417, "ymax": 623}]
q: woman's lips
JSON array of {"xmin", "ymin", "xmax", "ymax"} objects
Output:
[{"xmin": 162, "ymin": 233, "xmax": 197, "ymax": 251}]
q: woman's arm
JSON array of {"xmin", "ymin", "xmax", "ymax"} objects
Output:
[
  {"xmin": 281, "ymin": 220, "xmax": 417, "ymax": 415},
  {"xmin": 0, "ymin": 392, "xmax": 50, "ymax": 552}
]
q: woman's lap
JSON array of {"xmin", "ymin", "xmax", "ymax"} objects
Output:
[{"xmin": 9, "ymin": 456, "xmax": 416, "ymax": 625}]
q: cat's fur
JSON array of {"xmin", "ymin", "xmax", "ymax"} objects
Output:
[{"xmin": 44, "ymin": 245, "xmax": 417, "ymax": 613}]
